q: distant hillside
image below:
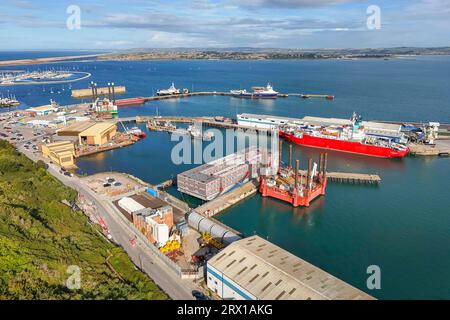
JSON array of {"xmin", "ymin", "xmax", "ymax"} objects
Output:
[
  {"xmin": 0, "ymin": 140, "xmax": 167, "ymax": 300},
  {"xmin": 99, "ymin": 47, "xmax": 450, "ymax": 61}
]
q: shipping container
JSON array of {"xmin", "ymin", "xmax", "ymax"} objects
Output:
[{"xmin": 147, "ymin": 187, "xmax": 159, "ymax": 197}]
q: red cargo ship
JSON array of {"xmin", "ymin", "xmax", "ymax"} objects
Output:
[{"xmin": 279, "ymin": 113, "xmax": 409, "ymax": 158}]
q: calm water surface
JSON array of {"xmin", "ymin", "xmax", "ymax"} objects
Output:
[{"xmin": 2, "ymin": 55, "xmax": 450, "ymax": 299}]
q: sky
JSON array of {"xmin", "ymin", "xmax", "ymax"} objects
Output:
[{"xmin": 0, "ymin": 0, "xmax": 449, "ymax": 50}]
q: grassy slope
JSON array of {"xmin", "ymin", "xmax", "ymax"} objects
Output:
[{"xmin": 0, "ymin": 140, "xmax": 167, "ymax": 300}]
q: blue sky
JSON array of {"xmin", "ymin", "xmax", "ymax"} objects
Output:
[{"xmin": 0, "ymin": 0, "xmax": 449, "ymax": 50}]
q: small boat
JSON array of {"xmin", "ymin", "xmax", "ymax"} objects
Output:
[
  {"xmin": 230, "ymin": 89, "xmax": 248, "ymax": 96},
  {"xmin": 187, "ymin": 125, "xmax": 214, "ymax": 141},
  {"xmin": 127, "ymin": 126, "xmax": 146, "ymax": 139}
]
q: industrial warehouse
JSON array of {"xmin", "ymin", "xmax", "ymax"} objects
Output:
[
  {"xmin": 78, "ymin": 122, "xmax": 117, "ymax": 146},
  {"xmin": 41, "ymin": 140, "xmax": 76, "ymax": 168},
  {"xmin": 206, "ymin": 236, "xmax": 374, "ymax": 300}
]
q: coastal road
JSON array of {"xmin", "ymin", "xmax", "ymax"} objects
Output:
[{"xmin": 16, "ymin": 144, "xmax": 197, "ymax": 300}]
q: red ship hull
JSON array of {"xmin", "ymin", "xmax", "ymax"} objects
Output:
[
  {"xmin": 132, "ymin": 132, "xmax": 146, "ymax": 139},
  {"xmin": 280, "ymin": 131, "xmax": 409, "ymax": 158}
]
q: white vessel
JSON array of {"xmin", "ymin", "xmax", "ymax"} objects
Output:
[
  {"xmin": 157, "ymin": 83, "xmax": 181, "ymax": 96},
  {"xmin": 230, "ymin": 83, "xmax": 278, "ymax": 99},
  {"xmin": 187, "ymin": 125, "xmax": 214, "ymax": 141}
]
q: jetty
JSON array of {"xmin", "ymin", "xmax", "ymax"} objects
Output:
[
  {"xmin": 295, "ymin": 170, "xmax": 380, "ymax": 184},
  {"xmin": 72, "ymin": 85, "xmax": 126, "ymax": 98},
  {"xmin": 134, "ymin": 115, "xmax": 272, "ymax": 133},
  {"xmin": 323, "ymin": 171, "xmax": 381, "ymax": 184},
  {"xmin": 155, "ymin": 179, "xmax": 174, "ymax": 189},
  {"xmin": 408, "ymin": 140, "xmax": 450, "ymax": 157},
  {"xmin": 196, "ymin": 180, "xmax": 259, "ymax": 218}
]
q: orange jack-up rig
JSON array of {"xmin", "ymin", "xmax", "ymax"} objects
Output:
[{"xmin": 259, "ymin": 141, "xmax": 328, "ymax": 207}]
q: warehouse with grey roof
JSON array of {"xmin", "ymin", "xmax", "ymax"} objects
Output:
[{"xmin": 206, "ymin": 236, "xmax": 375, "ymax": 300}]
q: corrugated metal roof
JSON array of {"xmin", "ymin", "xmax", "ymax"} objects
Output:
[
  {"xmin": 79, "ymin": 122, "xmax": 116, "ymax": 136},
  {"xmin": 238, "ymin": 114, "xmax": 401, "ymax": 133},
  {"xmin": 208, "ymin": 236, "xmax": 375, "ymax": 300},
  {"xmin": 57, "ymin": 121, "xmax": 95, "ymax": 135},
  {"xmin": 303, "ymin": 116, "xmax": 401, "ymax": 132}
]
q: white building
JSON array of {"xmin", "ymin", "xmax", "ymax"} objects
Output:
[
  {"xmin": 26, "ymin": 104, "xmax": 58, "ymax": 116},
  {"xmin": 206, "ymin": 236, "xmax": 374, "ymax": 300},
  {"xmin": 26, "ymin": 119, "xmax": 56, "ymax": 128}
]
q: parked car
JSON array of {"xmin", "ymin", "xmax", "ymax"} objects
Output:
[{"xmin": 192, "ymin": 290, "xmax": 209, "ymax": 300}]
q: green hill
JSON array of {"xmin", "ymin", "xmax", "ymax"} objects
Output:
[{"xmin": 0, "ymin": 140, "xmax": 167, "ymax": 300}]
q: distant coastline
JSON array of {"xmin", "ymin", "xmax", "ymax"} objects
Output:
[
  {"xmin": 0, "ymin": 53, "xmax": 107, "ymax": 67},
  {"xmin": 95, "ymin": 47, "xmax": 450, "ymax": 62},
  {"xmin": 0, "ymin": 47, "xmax": 449, "ymax": 67}
]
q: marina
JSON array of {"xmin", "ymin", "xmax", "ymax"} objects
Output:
[{"xmin": 0, "ymin": 70, "xmax": 91, "ymax": 86}]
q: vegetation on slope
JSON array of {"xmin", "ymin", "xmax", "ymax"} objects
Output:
[{"xmin": 0, "ymin": 140, "xmax": 167, "ymax": 300}]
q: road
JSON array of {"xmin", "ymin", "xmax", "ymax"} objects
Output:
[{"xmin": 16, "ymin": 143, "xmax": 198, "ymax": 300}]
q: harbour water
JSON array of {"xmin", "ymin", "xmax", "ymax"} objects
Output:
[{"xmin": 2, "ymin": 53, "xmax": 450, "ymax": 299}]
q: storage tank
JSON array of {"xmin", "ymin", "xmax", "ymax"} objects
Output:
[
  {"xmin": 187, "ymin": 211, "xmax": 242, "ymax": 245},
  {"xmin": 118, "ymin": 197, "xmax": 145, "ymax": 214},
  {"xmin": 187, "ymin": 210, "xmax": 205, "ymax": 230},
  {"xmin": 154, "ymin": 224, "xmax": 169, "ymax": 247},
  {"xmin": 222, "ymin": 231, "xmax": 242, "ymax": 245}
]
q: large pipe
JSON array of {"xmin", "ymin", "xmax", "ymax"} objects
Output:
[
  {"xmin": 289, "ymin": 144, "xmax": 293, "ymax": 169},
  {"xmin": 299, "ymin": 160, "xmax": 303, "ymax": 186},
  {"xmin": 318, "ymin": 153, "xmax": 324, "ymax": 182},
  {"xmin": 318, "ymin": 153, "xmax": 322, "ymax": 177},
  {"xmin": 307, "ymin": 158, "xmax": 313, "ymax": 191},
  {"xmin": 294, "ymin": 159, "xmax": 299, "ymax": 192},
  {"xmin": 278, "ymin": 140, "xmax": 283, "ymax": 174},
  {"xmin": 323, "ymin": 153, "xmax": 328, "ymax": 180}
]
